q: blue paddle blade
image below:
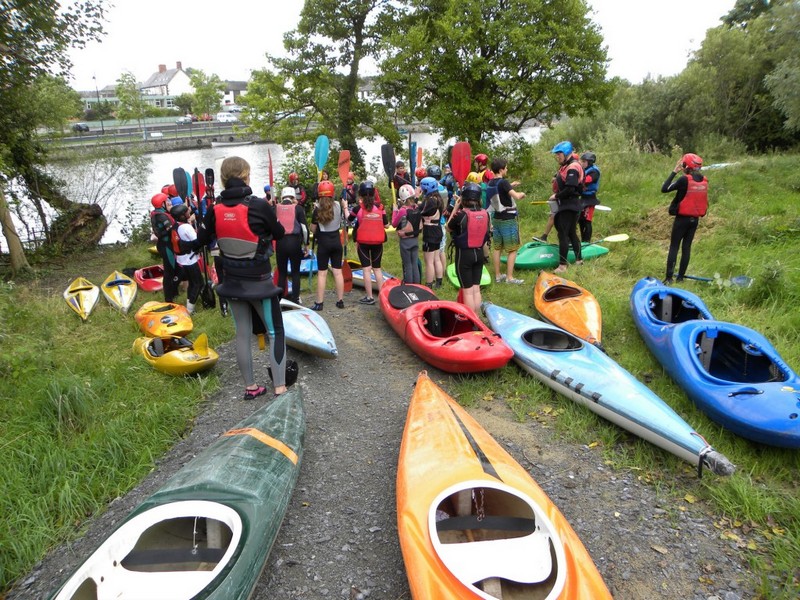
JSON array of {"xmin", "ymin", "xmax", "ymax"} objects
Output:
[
  {"xmin": 410, "ymin": 141, "xmax": 417, "ymax": 186},
  {"xmin": 314, "ymin": 135, "xmax": 330, "ymax": 171},
  {"xmin": 185, "ymin": 170, "xmax": 192, "ymax": 198}
]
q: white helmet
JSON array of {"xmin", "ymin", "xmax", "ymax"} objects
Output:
[
  {"xmin": 366, "ymin": 175, "xmax": 377, "ymax": 184},
  {"xmin": 281, "ymin": 187, "xmax": 296, "ymax": 200},
  {"xmin": 398, "ymin": 184, "xmax": 416, "ymax": 203}
]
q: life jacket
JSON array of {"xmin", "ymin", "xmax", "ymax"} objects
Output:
[
  {"xmin": 355, "ymin": 206, "xmax": 386, "ymax": 244},
  {"xmin": 170, "ymin": 222, "xmax": 195, "ymax": 256},
  {"xmin": 488, "ymin": 178, "xmax": 518, "ymax": 215},
  {"xmin": 582, "ymin": 165, "xmax": 600, "ymax": 197},
  {"xmin": 678, "ymin": 175, "xmax": 708, "ymax": 217},
  {"xmin": 454, "ymin": 209, "xmax": 489, "ymax": 249},
  {"xmin": 397, "ymin": 206, "xmax": 421, "ymax": 238},
  {"xmin": 214, "ymin": 198, "xmax": 273, "ymax": 278},
  {"xmin": 150, "ymin": 209, "xmax": 174, "ymax": 243},
  {"xmin": 557, "ymin": 159, "xmax": 585, "ymax": 193},
  {"xmin": 276, "ymin": 202, "xmax": 299, "ymax": 234}
]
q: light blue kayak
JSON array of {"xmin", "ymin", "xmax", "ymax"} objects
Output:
[
  {"xmin": 483, "ymin": 302, "xmax": 734, "ymax": 476},
  {"xmin": 280, "ymin": 299, "xmax": 337, "ymax": 359}
]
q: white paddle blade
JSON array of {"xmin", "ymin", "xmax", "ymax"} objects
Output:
[
  {"xmin": 600, "ymin": 233, "xmax": 629, "ymax": 243},
  {"xmin": 594, "ymin": 205, "xmax": 611, "ymax": 211}
]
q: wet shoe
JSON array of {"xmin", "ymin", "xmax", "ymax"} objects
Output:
[
  {"xmin": 664, "ymin": 278, "xmax": 674, "ymax": 285},
  {"xmin": 507, "ymin": 278, "xmax": 525, "ymax": 284},
  {"xmin": 495, "ymin": 274, "xmax": 507, "ymax": 283},
  {"xmin": 554, "ymin": 265, "xmax": 568, "ymax": 274},
  {"xmin": 359, "ymin": 296, "xmax": 376, "ymax": 305},
  {"xmin": 336, "ymin": 299, "xmax": 345, "ymax": 309},
  {"xmin": 243, "ymin": 385, "xmax": 267, "ymax": 400},
  {"xmin": 675, "ymin": 276, "xmax": 684, "ymax": 282},
  {"xmin": 310, "ymin": 302, "xmax": 324, "ymax": 311}
]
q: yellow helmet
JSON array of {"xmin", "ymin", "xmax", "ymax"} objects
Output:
[{"xmin": 465, "ymin": 171, "xmax": 481, "ymax": 184}]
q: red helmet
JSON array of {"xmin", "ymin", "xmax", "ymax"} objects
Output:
[
  {"xmin": 317, "ymin": 180, "xmax": 335, "ymax": 197},
  {"xmin": 681, "ymin": 153, "xmax": 703, "ymax": 170},
  {"xmin": 475, "ymin": 153, "xmax": 488, "ymax": 166},
  {"xmin": 289, "ymin": 172, "xmax": 299, "ymax": 184},
  {"xmin": 151, "ymin": 193, "xmax": 169, "ymax": 209},
  {"xmin": 415, "ymin": 166, "xmax": 426, "ymax": 179}
]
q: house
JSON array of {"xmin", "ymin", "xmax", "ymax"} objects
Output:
[
  {"xmin": 140, "ymin": 62, "xmax": 194, "ymax": 108},
  {"xmin": 221, "ymin": 81, "xmax": 248, "ymax": 108}
]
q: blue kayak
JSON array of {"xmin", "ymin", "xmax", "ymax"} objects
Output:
[
  {"xmin": 630, "ymin": 277, "xmax": 800, "ymax": 448},
  {"xmin": 483, "ymin": 302, "xmax": 734, "ymax": 475}
]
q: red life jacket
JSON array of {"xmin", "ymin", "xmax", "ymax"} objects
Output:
[
  {"xmin": 214, "ymin": 199, "xmax": 260, "ymax": 259},
  {"xmin": 356, "ymin": 206, "xmax": 386, "ymax": 244},
  {"xmin": 454, "ymin": 209, "xmax": 489, "ymax": 249},
  {"xmin": 557, "ymin": 160, "xmax": 584, "ymax": 190},
  {"xmin": 276, "ymin": 202, "xmax": 297, "ymax": 234},
  {"xmin": 678, "ymin": 176, "xmax": 708, "ymax": 217}
]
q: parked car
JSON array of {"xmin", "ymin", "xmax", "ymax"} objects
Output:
[
  {"xmin": 197, "ymin": 113, "xmax": 212, "ymax": 122},
  {"xmin": 176, "ymin": 115, "xmax": 193, "ymax": 125},
  {"xmin": 72, "ymin": 122, "xmax": 90, "ymax": 133},
  {"xmin": 216, "ymin": 112, "xmax": 238, "ymax": 123}
]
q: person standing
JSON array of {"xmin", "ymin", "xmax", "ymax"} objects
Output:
[
  {"xmin": 578, "ymin": 151, "xmax": 601, "ymax": 242},
  {"xmin": 310, "ymin": 181, "xmax": 348, "ymax": 311},
  {"xmin": 418, "ymin": 176, "xmax": 444, "ymax": 288},
  {"xmin": 549, "ymin": 142, "xmax": 584, "ymax": 274},
  {"xmin": 149, "ymin": 192, "xmax": 180, "ymax": 303},
  {"xmin": 350, "ymin": 180, "xmax": 388, "ymax": 305},
  {"xmin": 288, "ymin": 171, "xmax": 309, "ymax": 219},
  {"xmin": 447, "ymin": 182, "xmax": 490, "ymax": 314},
  {"xmin": 392, "ymin": 184, "xmax": 421, "ymax": 284},
  {"xmin": 170, "ymin": 203, "xmax": 202, "ymax": 315},
  {"xmin": 341, "ymin": 171, "xmax": 358, "ymax": 211},
  {"xmin": 663, "ymin": 153, "xmax": 708, "ymax": 284},
  {"xmin": 274, "ymin": 186, "xmax": 309, "ymax": 305},
  {"xmin": 392, "ymin": 160, "xmax": 412, "ymax": 194},
  {"xmin": 487, "ymin": 157, "xmax": 526, "ymax": 284},
  {"xmin": 195, "ymin": 156, "xmax": 289, "ymax": 400}
]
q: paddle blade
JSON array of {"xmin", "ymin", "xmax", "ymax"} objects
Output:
[
  {"xmin": 192, "ymin": 169, "xmax": 205, "ymax": 199},
  {"xmin": 451, "ymin": 141, "xmax": 471, "ymax": 188},
  {"xmin": 185, "ymin": 170, "xmax": 192, "ymax": 198},
  {"xmin": 594, "ymin": 204, "xmax": 611, "ymax": 212},
  {"xmin": 314, "ymin": 135, "xmax": 330, "ymax": 173},
  {"xmin": 342, "ymin": 259, "xmax": 353, "ymax": 293},
  {"xmin": 409, "ymin": 141, "xmax": 417, "ymax": 185},
  {"xmin": 600, "ymin": 233, "xmax": 629, "ymax": 243},
  {"xmin": 268, "ymin": 148, "xmax": 274, "ymax": 188},
  {"xmin": 173, "ymin": 168, "xmax": 188, "ymax": 199},
  {"xmin": 381, "ymin": 143, "xmax": 396, "ymax": 180},
  {"xmin": 204, "ymin": 167, "xmax": 214, "ymax": 189},
  {"xmin": 416, "ymin": 146, "xmax": 423, "ymax": 170},
  {"xmin": 338, "ymin": 150, "xmax": 351, "ymax": 186}
]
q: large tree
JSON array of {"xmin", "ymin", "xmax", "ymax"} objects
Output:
[
  {"xmin": 244, "ymin": 0, "xmax": 397, "ymax": 171},
  {"xmin": 115, "ymin": 71, "xmax": 150, "ymax": 130},
  {"xmin": 0, "ymin": 0, "xmax": 106, "ymax": 276},
  {"xmin": 189, "ymin": 70, "xmax": 225, "ymax": 118},
  {"xmin": 377, "ymin": 0, "xmax": 612, "ymax": 144},
  {"xmin": 764, "ymin": 1, "xmax": 800, "ymax": 132}
]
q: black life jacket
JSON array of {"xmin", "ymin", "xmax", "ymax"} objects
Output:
[{"xmin": 150, "ymin": 209, "xmax": 174, "ymax": 243}]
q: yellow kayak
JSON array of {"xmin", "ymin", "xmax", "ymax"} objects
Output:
[
  {"xmin": 132, "ymin": 334, "xmax": 219, "ymax": 376},
  {"xmin": 134, "ymin": 301, "xmax": 193, "ymax": 338},
  {"xmin": 63, "ymin": 277, "xmax": 100, "ymax": 321},
  {"xmin": 101, "ymin": 270, "xmax": 138, "ymax": 313}
]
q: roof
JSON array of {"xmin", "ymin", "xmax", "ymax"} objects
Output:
[{"xmin": 142, "ymin": 67, "xmax": 183, "ymax": 89}]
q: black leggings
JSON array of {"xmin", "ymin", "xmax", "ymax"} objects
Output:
[
  {"xmin": 666, "ymin": 216, "xmax": 699, "ymax": 279},
  {"xmin": 276, "ymin": 234, "xmax": 303, "ymax": 300},
  {"xmin": 554, "ymin": 210, "xmax": 581, "ymax": 265}
]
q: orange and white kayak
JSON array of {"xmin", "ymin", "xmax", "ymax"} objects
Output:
[
  {"xmin": 534, "ymin": 271, "xmax": 602, "ymax": 349},
  {"xmin": 134, "ymin": 301, "xmax": 193, "ymax": 338},
  {"xmin": 397, "ymin": 372, "xmax": 611, "ymax": 599}
]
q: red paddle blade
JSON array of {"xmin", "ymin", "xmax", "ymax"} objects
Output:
[
  {"xmin": 338, "ymin": 150, "xmax": 351, "ymax": 186},
  {"xmin": 192, "ymin": 169, "xmax": 206, "ymax": 199},
  {"xmin": 342, "ymin": 260, "xmax": 353, "ymax": 293},
  {"xmin": 451, "ymin": 141, "xmax": 471, "ymax": 188}
]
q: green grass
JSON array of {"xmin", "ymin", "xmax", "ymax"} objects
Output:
[{"xmin": 2, "ymin": 149, "xmax": 800, "ymax": 597}]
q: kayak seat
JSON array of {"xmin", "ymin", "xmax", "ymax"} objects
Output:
[
  {"xmin": 542, "ymin": 284, "xmax": 581, "ymax": 302},
  {"xmin": 523, "ymin": 329, "xmax": 582, "ymax": 352},
  {"xmin": 148, "ymin": 338, "xmax": 165, "ymax": 358},
  {"xmin": 703, "ymin": 330, "xmax": 783, "ymax": 383},
  {"xmin": 389, "ymin": 284, "xmax": 438, "ymax": 309}
]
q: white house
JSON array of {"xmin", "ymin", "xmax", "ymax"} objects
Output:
[{"xmin": 140, "ymin": 62, "xmax": 194, "ymax": 106}]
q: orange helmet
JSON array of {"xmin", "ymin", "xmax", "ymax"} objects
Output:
[
  {"xmin": 288, "ymin": 172, "xmax": 299, "ymax": 184},
  {"xmin": 151, "ymin": 193, "xmax": 169, "ymax": 209},
  {"xmin": 317, "ymin": 180, "xmax": 335, "ymax": 197},
  {"xmin": 681, "ymin": 153, "xmax": 703, "ymax": 170},
  {"xmin": 475, "ymin": 153, "xmax": 488, "ymax": 166}
]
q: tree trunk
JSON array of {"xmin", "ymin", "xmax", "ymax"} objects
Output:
[{"xmin": 0, "ymin": 187, "xmax": 33, "ymax": 277}]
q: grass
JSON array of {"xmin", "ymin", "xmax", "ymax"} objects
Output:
[{"xmin": 1, "ymin": 147, "xmax": 800, "ymax": 597}]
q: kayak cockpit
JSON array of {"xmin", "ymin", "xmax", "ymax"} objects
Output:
[
  {"xmin": 648, "ymin": 293, "xmax": 709, "ymax": 324},
  {"xmin": 52, "ymin": 501, "xmax": 242, "ymax": 600},
  {"xmin": 542, "ymin": 284, "xmax": 581, "ymax": 302},
  {"xmin": 430, "ymin": 481, "xmax": 565, "ymax": 600},
  {"xmin": 422, "ymin": 307, "xmax": 479, "ymax": 338},
  {"xmin": 522, "ymin": 328, "xmax": 582, "ymax": 352},
  {"xmin": 695, "ymin": 329, "xmax": 787, "ymax": 384}
]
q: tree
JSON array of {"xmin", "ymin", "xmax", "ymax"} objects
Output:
[
  {"xmin": 189, "ymin": 70, "xmax": 225, "ymax": 117},
  {"xmin": 377, "ymin": 0, "xmax": 612, "ymax": 144},
  {"xmin": 244, "ymin": 0, "xmax": 397, "ymax": 172},
  {"xmin": 173, "ymin": 93, "xmax": 194, "ymax": 115},
  {"xmin": 764, "ymin": 1, "xmax": 800, "ymax": 132},
  {"xmin": 0, "ymin": 0, "xmax": 106, "ymax": 277},
  {"xmin": 115, "ymin": 71, "xmax": 149, "ymax": 129}
]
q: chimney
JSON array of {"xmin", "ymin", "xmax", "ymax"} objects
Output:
[
  {"xmin": 176, "ymin": 61, "xmax": 182, "ymax": 70},
  {"xmin": 158, "ymin": 64, "xmax": 166, "ymax": 73}
]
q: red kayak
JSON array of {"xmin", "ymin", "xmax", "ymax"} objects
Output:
[
  {"xmin": 133, "ymin": 264, "xmax": 164, "ymax": 292},
  {"xmin": 379, "ymin": 279, "xmax": 513, "ymax": 373}
]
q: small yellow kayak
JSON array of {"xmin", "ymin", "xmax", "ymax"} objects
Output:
[
  {"xmin": 63, "ymin": 277, "xmax": 100, "ymax": 321},
  {"xmin": 132, "ymin": 334, "xmax": 219, "ymax": 376},
  {"xmin": 101, "ymin": 270, "xmax": 138, "ymax": 313}
]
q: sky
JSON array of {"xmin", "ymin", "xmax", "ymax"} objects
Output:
[{"xmin": 68, "ymin": 0, "xmax": 737, "ymax": 91}]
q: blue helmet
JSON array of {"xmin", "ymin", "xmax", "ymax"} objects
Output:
[
  {"xmin": 551, "ymin": 141, "xmax": 573, "ymax": 155},
  {"xmin": 264, "ymin": 184, "xmax": 271, "ymax": 193},
  {"xmin": 420, "ymin": 176, "xmax": 438, "ymax": 196},
  {"xmin": 169, "ymin": 196, "xmax": 183, "ymax": 206}
]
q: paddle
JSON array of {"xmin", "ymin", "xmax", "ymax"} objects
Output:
[
  {"xmin": 314, "ymin": 135, "xmax": 330, "ymax": 181},
  {"xmin": 338, "ymin": 149, "xmax": 353, "ymax": 293},
  {"xmin": 532, "ymin": 233, "xmax": 629, "ymax": 247},
  {"xmin": 409, "ymin": 141, "xmax": 417, "ymax": 186},
  {"xmin": 683, "ymin": 274, "xmax": 753, "ymax": 288},
  {"xmin": 173, "ymin": 167, "xmax": 188, "ymax": 200},
  {"xmin": 381, "ymin": 143, "xmax": 397, "ymax": 206},
  {"xmin": 530, "ymin": 201, "xmax": 611, "ymax": 212},
  {"xmin": 268, "ymin": 148, "xmax": 274, "ymax": 189},
  {"xmin": 451, "ymin": 141, "xmax": 472, "ymax": 189},
  {"xmin": 191, "ymin": 168, "xmax": 215, "ymax": 309},
  {"xmin": 416, "ymin": 146, "xmax": 423, "ymax": 172}
]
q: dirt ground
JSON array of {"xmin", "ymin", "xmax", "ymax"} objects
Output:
[{"xmin": 11, "ymin": 286, "xmax": 753, "ymax": 600}]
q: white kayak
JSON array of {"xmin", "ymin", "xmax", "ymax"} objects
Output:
[{"xmin": 280, "ymin": 298, "xmax": 338, "ymax": 359}]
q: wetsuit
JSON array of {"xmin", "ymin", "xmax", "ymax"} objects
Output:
[
  {"xmin": 553, "ymin": 157, "xmax": 584, "ymax": 266},
  {"xmin": 312, "ymin": 201, "xmax": 345, "ymax": 272},
  {"xmin": 663, "ymin": 171, "xmax": 707, "ymax": 281},
  {"xmin": 274, "ymin": 201, "xmax": 307, "ymax": 303},
  {"xmin": 448, "ymin": 207, "xmax": 490, "ymax": 288}
]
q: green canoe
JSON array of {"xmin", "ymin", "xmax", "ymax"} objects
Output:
[
  {"xmin": 50, "ymin": 388, "xmax": 305, "ymax": 600},
  {"xmin": 501, "ymin": 241, "xmax": 610, "ymax": 270},
  {"xmin": 446, "ymin": 262, "xmax": 492, "ymax": 287}
]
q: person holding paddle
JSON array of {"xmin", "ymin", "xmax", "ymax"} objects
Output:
[
  {"xmin": 194, "ymin": 156, "xmax": 289, "ymax": 400},
  {"xmin": 549, "ymin": 142, "xmax": 584, "ymax": 274},
  {"xmin": 274, "ymin": 186, "xmax": 309, "ymax": 305},
  {"xmin": 350, "ymin": 180, "xmax": 389, "ymax": 305},
  {"xmin": 169, "ymin": 203, "xmax": 203, "ymax": 315},
  {"xmin": 419, "ymin": 176, "xmax": 445, "ymax": 289},
  {"xmin": 310, "ymin": 181, "xmax": 348, "ymax": 311}
]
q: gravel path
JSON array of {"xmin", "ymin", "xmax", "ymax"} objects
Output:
[{"xmin": 13, "ymin": 290, "xmax": 753, "ymax": 600}]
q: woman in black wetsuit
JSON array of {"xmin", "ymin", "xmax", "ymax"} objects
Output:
[
  {"xmin": 662, "ymin": 153, "xmax": 708, "ymax": 284},
  {"xmin": 310, "ymin": 180, "xmax": 347, "ymax": 311}
]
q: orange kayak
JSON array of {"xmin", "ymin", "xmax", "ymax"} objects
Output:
[
  {"xmin": 534, "ymin": 271, "xmax": 603, "ymax": 349},
  {"xmin": 397, "ymin": 372, "xmax": 611, "ymax": 599},
  {"xmin": 134, "ymin": 301, "xmax": 193, "ymax": 338}
]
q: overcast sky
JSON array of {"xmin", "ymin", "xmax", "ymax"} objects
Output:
[{"xmin": 69, "ymin": 0, "xmax": 736, "ymax": 91}]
